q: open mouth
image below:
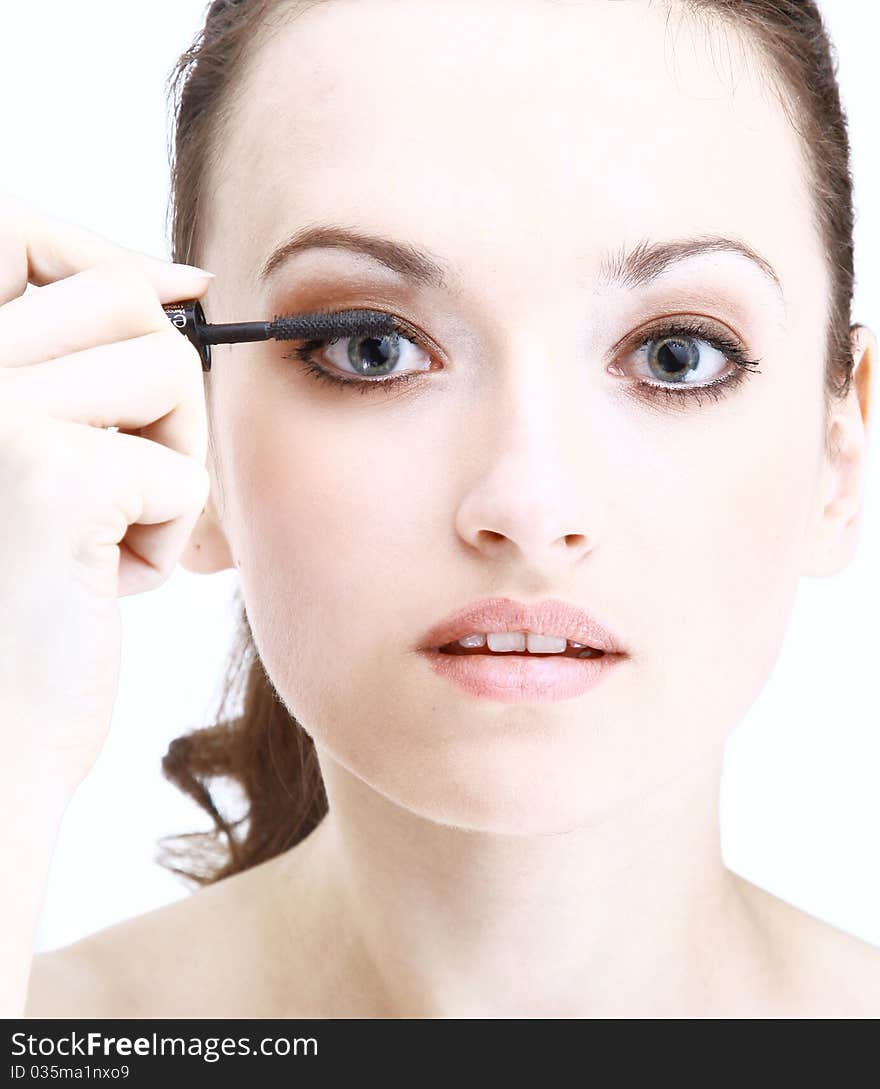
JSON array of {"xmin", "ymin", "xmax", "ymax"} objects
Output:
[{"xmin": 437, "ymin": 641, "xmax": 605, "ymax": 659}]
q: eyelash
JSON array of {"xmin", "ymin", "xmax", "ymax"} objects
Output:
[{"xmin": 282, "ymin": 312, "xmax": 763, "ymax": 407}]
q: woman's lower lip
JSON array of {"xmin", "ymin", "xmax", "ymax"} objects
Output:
[{"xmin": 419, "ymin": 649, "xmax": 625, "ymax": 703}]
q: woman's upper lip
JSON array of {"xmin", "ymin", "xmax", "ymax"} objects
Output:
[{"xmin": 417, "ymin": 596, "xmax": 628, "ymax": 654}]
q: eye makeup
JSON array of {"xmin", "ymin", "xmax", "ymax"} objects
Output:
[
  {"xmin": 164, "ymin": 297, "xmax": 764, "ymax": 410},
  {"xmin": 280, "ymin": 308, "xmax": 763, "ymax": 409}
]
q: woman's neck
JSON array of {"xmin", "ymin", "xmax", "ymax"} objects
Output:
[{"xmin": 269, "ymin": 750, "xmax": 777, "ymax": 1018}]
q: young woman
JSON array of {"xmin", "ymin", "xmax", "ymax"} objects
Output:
[{"xmin": 6, "ymin": 0, "xmax": 877, "ymax": 1017}]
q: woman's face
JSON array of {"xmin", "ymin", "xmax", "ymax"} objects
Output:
[{"xmin": 190, "ymin": 0, "xmax": 848, "ymax": 831}]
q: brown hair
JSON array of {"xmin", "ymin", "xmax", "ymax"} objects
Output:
[{"xmin": 155, "ymin": 0, "xmax": 859, "ymax": 888}]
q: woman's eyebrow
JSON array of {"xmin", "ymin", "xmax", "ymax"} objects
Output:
[
  {"xmin": 598, "ymin": 235, "xmax": 785, "ymax": 309},
  {"xmin": 258, "ymin": 224, "xmax": 785, "ymax": 309},
  {"xmin": 258, "ymin": 224, "xmax": 451, "ymax": 289}
]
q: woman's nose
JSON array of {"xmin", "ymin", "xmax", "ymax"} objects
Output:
[
  {"xmin": 455, "ymin": 465, "xmax": 595, "ymax": 566},
  {"xmin": 452, "ymin": 381, "xmax": 603, "ymax": 568}
]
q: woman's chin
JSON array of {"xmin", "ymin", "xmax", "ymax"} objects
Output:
[{"xmin": 322, "ymin": 735, "xmax": 656, "ymax": 837}]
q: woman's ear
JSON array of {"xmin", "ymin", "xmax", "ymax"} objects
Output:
[
  {"xmin": 179, "ymin": 479, "xmax": 237, "ymax": 574},
  {"xmin": 801, "ymin": 324, "xmax": 875, "ymax": 577}
]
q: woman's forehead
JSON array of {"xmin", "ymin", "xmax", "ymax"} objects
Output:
[{"xmin": 211, "ymin": 0, "xmax": 816, "ymax": 310}]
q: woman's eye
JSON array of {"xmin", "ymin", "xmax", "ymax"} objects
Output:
[
  {"xmin": 636, "ymin": 332, "xmax": 727, "ymax": 384},
  {"xmin": 322, "ymin": 329, "xmax": 433, "ymax": 378},
  {"xmin": 284, "ymin": 310, "xmax": 762, "ymax": 407},
  {"xmin": 617, "ymin": 317, "xmax": 763, "ymax": 409},
  {"xmin": 286, "ymin": 324, "xmax": 435, "ymax": 394}
]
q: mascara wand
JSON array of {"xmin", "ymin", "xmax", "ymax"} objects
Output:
[{"xmin": 163, "ymin": 298, "xmax": 398, "ymax": 372}]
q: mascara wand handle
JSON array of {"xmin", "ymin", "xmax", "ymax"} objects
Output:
[
  {"xmin": 163, "ymin": 300, "xmax": 278, "ymax": 372},
  {"xmin": 199, "ymin": 321, "xmax": 273, "ymax": 346}
]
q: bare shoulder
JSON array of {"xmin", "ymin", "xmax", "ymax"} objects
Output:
[
  {"xmin": 26, "ymin": 944, "xmax": 118, "ymax": 1019},
  {"xmin": 25, "ymin": 820, "xmax": 338, "ymax": 1019},
  {"xmin": 25, "ymin": 857, "xmax": 286, "ymax": 1019},
  {"xmin": 734, "ymin": 873, "xmax": 880, "ymax": 1017}
]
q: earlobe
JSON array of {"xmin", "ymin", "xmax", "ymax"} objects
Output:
[
  {"xmin": 800, "ymin": 324, "xmax": 875, "ymax": 578},
  {"xmin": 179, "ymin": 490, "xmax": 237, "ymax": 574}
]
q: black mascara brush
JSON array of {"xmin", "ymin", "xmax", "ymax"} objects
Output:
[{"xmin": 163, "ymin": 298, "xmax": 398, "ymax": 372}]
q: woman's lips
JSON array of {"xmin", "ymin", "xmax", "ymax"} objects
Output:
[
  {"xmin": 417, "ymin": 597, "xmax": 627, "ymax": 655},
  {"xmin": 419, "ymin": 646, "xmax": 626, "ymax": 703}
]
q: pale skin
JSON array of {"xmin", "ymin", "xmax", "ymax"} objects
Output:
[{"xmin": 27, "ymin": 0, "xmax": 879, "ymax": 1016}]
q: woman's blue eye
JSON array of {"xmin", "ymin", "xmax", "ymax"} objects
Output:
[
  {"xmin": 285, "ymin": 320, "xmax": 433, "ymax": 395},
  {"xmin": 284, "ymin": 312, "xmax": 762, "ymax": 406},
  {"xmin": 627, "ymin": 317, "xmax": 762, "ymax": 410},
  {"xmin": 322, "ymin": 328, "xmax": 431, "ymax": 379}
]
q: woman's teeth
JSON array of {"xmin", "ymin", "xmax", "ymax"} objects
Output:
[{"xmin": 441, "ymin": 632, "xmax": 604, "ymax": 658}]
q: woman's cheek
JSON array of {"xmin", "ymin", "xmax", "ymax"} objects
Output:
[
  {"xmin": 641, "ymin": 410, "xmax": 818, "ymax": 741},
  {"xmin": 237, "ymin": 414, "xmax": 433, "ymax": 712}
]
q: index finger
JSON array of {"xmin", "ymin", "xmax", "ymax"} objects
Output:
[{"xmin": 0, "ymin": 195, "xmax": 212, "ymax": 306}]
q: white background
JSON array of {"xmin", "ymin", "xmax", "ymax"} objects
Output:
[{"xmin": 0, "ymin": 1, "xmax": 876, "ymax": 953}]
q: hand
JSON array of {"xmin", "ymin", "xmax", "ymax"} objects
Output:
[{"xmin": 0, "ymin": 197, "xmax": 214, "ymax": 788}]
